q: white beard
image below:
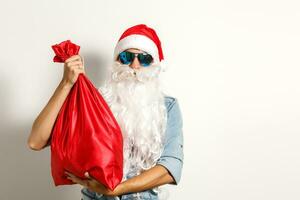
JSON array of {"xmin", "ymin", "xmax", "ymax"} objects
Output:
[{"xmin": 99, "ymin": 61, "xmax": 167, "ymax": 181}]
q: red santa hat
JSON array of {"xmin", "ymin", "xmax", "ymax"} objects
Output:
[{"xmin": 113, "ymin": 24, "xmax": 164, "ymax": 64}]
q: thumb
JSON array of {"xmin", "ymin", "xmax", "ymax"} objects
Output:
[{"xmin": 84, "ymin": 172, "xmax": 91, "ymax": 179}]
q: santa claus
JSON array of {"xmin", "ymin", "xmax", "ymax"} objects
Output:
[{"xmin": 28, "ymin": 24, "xmax": 183, "ymax": 200}]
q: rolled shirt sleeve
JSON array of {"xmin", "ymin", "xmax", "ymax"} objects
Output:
[{"xmin": 156, "ymin": 97, "xmax": 184, "ymax": 185}]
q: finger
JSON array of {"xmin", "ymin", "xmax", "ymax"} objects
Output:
[
  {"xmin": 66, "ymin": 176, "xmax": 74, "ymax": 181},
  {"xmin": 65, "ymin": 171, "xmax": 76, "ymax": 177},
  {"xmin": 66, "ymin": 175, "xmax": 78, "ymax": 183},
  {"xmin": 67, "ymin": 65, "xmax": 83, "ymax": 73},
  {"xmin": 84, "ymin": 172, "xmax": 93, "ymax": 180},
  {"xmin": 68, "ymin": 177, "xmax": 85, "ymax": 186},
  {"xmin": 84, "ymin": 172, "xmax": 90, "ymax": 178},
  {"xmin": 66, "ymin": 61, "xmax": 83, "ymax": 67},
  {"xmin": 77, "ymin": 68, "xmax": 85, "ymax": 74},
  {"xmin": 84, "ymin": 172, "xmax": 100, "ymax": 186},
  {"xmin": 65, "ymin": 55, "xmax": 81, "ymax": 63},
  {"xmin": 67, "ymin": 175, "xmax": 88, "ymax": 187},
  {"xmin": 65, "ymin": 172, "xmax": 78, "ymax": 181},
  {"xmin": 84, "ymin": 172, "xmax": 99, "ymax": 185},
  {"xmin": 68, "ymin": 64, "xmax": 83, "ymax": 71},
  {"xmin": 64, "ymin": 171, "xmax": 83, "ymax": 181},
  {"xmin": 67, "ymin": 60, "xmax": 82, "ymax": 66},
  {"xmin": 67, "ymin": 68, "xmax": 84, "ymax": 76}
]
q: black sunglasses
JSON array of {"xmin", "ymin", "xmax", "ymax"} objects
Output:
[{"xmin": 118, "ymin": 51, "xmax": 153, "ymax": 67}]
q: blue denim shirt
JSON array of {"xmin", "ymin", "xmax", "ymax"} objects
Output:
[{"xmin": 81, "ymin": 96, "xmax": 184, "ymax": 200}]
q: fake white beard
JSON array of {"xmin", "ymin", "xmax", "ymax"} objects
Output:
[{"xmin": 99, "ymin": 61, "xmax": 167, "ymax": 180}]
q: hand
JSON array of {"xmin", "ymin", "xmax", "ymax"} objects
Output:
[
  {"xmin": 61, "ymin": 55, "xmax": 85, "ymax": 88},
  {"xmin": 64, "ymin": 171, "xmax": 120, "ymax": 196}
]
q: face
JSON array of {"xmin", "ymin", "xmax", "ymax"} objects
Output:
[{"xmin": 117, "ymin": 48, "xmax": 150, "ymax": 69}]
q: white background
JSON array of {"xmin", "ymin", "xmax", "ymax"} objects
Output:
[{"xmin": 0, "ymin": 0, "xmax": 299, "ymax": 199}]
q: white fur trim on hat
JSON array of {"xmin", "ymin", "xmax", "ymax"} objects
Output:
[{"xmin": 113, "ymin": 34, "xmax": 160, "ymax": 63}]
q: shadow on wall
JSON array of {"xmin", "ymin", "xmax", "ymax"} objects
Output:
[
  {"xmin": 0, "ymin": 73, "xmax": 68, "ymax": 199},
  {"xmin": 0, "ymin": 123, "xmax": 82, "ymax": 200},
  {"xmin": 0, "ymin": 50, "xmax": 108, "ymax": 199}
]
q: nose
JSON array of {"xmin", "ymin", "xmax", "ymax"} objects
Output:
[{"xmin": 129, "ymin": 56, "xmax": 141, "ymax": 69}]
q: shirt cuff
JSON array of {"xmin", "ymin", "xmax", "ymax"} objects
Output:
[{"xmin": 156, "ymin": 156, "xmax": 183, "ymax": 185}]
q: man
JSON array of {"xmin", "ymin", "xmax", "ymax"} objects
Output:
[{"xmin": 28, "ymin": 24, "xmax": 183, "ymax": 200}]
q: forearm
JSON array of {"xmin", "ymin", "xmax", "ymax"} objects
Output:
[
  {"xmin": 27, "ymin": 80, "xmax": 72, "ymax": 150},
  {"xmin": 114, "ymin": 165, "xmax": 175, "ymax": 196}
]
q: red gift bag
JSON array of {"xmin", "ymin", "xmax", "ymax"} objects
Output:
[{"xmin": 50, "ymin": 40, "xmax": 123, "ymax": 191}]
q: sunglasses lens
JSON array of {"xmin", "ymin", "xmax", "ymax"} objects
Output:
[
  {"xmin": 119, "ymin": 51, "xmax": 134, "ymax": 65},
  {"xmin": 138, "ymin": 54, "xmax": 153, "ymax": 67}
]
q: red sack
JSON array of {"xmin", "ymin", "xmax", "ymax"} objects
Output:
[{"xmin": 50, "ymin": 40, "xmax": 123, "ymax": 191}]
